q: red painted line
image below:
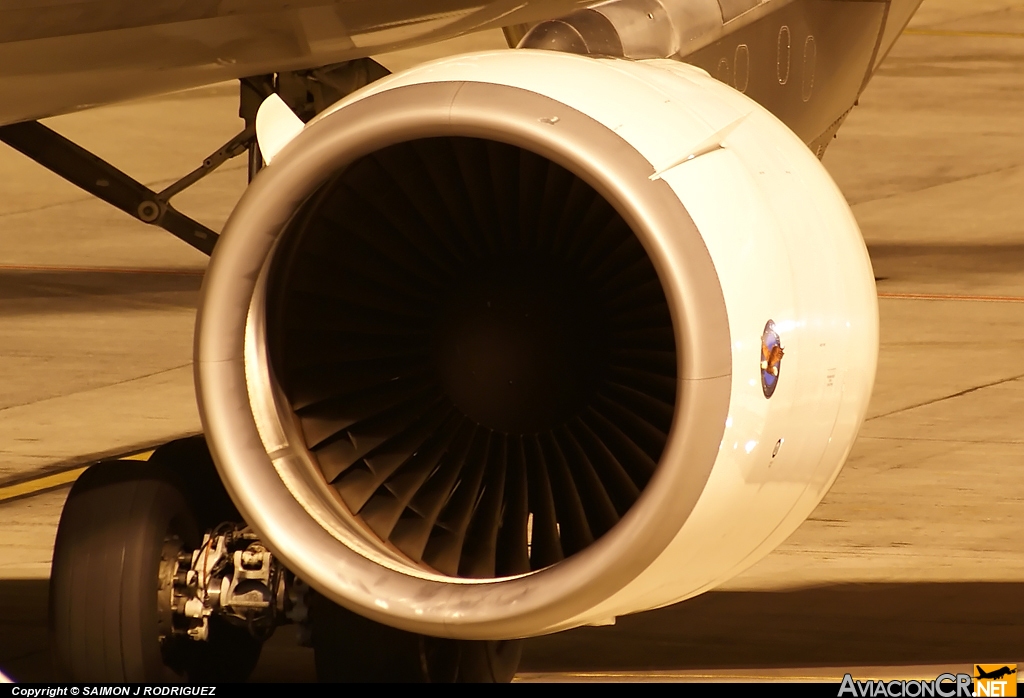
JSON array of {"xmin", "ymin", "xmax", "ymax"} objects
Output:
[
  {"xmin": 903, "ymin": 29, "xmax": 1024, "ymax": 40},
  {"xmin": 0, "ymin": 267, "xmax": 1019, "ymax": 301},
  {"xmin": 878, "ymin": 292, "xmax": 1024, "ymax": 303},
  {"xmin": 0, "ymin": 263, "xmax": 204, "ymax": 275}
]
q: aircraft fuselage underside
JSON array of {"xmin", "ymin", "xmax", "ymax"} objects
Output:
[{"xmin": 0, "ymin": 0, "xmax": 918, "ymax": 150}]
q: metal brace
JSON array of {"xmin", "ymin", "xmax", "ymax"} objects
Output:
[
  {"xmin": 0, "ymin": 120, "xmax": 245, "ymax": 255},
  {"xmin": 0, "ymin": 59, "xmax": 390, "ymax": 257}
]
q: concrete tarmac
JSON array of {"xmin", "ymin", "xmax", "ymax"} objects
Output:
[{"xmin": 1, "ymin": 0, "xmax": 1023, "ymax": 682}]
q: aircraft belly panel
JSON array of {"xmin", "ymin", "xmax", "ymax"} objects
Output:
[
  {"xmin": 0, "ymin": 1, "xmax": 486, "ymax": 44},
  {"xmin": 0, "ymin": 0, "xmax": 590, "ymax": 125}
]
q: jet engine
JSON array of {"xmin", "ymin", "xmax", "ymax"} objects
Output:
[{"xmin": 195, "ymin": 50, "xmax": 877, "ymax": 640}]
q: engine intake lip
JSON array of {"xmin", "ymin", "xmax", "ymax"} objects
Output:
[{"xmin": 196, "ymin": 75, "xmax": 731, "ymax": 638}]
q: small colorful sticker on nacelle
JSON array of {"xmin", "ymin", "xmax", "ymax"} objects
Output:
[{"xmin": 760, "ymin": 320, "xmax": 784, "ymax": 399}]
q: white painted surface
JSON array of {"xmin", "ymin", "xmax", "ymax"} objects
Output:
[
  {"xmin": 255, "ymin": 94, "xmax": 305, "ymax": 166},
  {"xmin": 323, "ymin": 51, "xmax": 878, "ymax": 626}
]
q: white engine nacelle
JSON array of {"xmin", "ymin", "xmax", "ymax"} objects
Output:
[{"xmin": 195, "ymin": 50, "xmax": 877, "ymax": 639}]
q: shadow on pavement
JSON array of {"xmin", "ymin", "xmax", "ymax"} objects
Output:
[
  {"xmin": 521, "ymin": 582, "xmax": 1024, "ymax": 672},
  {"xmin": 2, "ymin": 579, "xmax": 1021, "ymax": 681}
]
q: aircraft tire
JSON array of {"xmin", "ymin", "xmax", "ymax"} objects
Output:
[
  {"xmin": 147, "ymin": 435, "xmax": 241, "ymax": 530},
  {"xmin": 50, "ymin": 459, "xmax": 261, "ymax": 682},
  {"xmin": 147, "ymin": 437, "xmax": 264, "ymax": 682},
  {"xmin": 309, "ymin": 591, "xmax": 521, "ymax": 682}
]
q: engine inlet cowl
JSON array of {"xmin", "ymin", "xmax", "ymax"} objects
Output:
[
  {"xmin": 266, "ymin": 135, "xmax": 679, "ymax": 580},
  {"xmin": 196, "ymin": 51, "xmax": 876, "ymax": 640}
]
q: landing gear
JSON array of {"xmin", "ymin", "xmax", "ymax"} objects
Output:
[
  {"xmin": 50, "ymin": 450, "xmax": 263, "ymax": 682},
  {"xmin": 50, "ymin": 438, "xmax": 523, "ymax": 683},
  {"xmin": 310, "ymin": 593, "xmax": 522, "ymax": 683}
]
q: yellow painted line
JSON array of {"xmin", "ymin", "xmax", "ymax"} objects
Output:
[
  {"xmin": 0, "ymin": 467, "xmax": 88, "ymax": 503},
  {"xmin": 879, "ymin": 292, "xmax": 1024, "ymax": 303},
  {"xmin": 903, "ymin": 29, "xmax": 1024, "ymax": 39},
  {"xmin": 0, "ymin": 264, "xmax": 203, "ymax": 275},
  {"xmin": 118, "ymin": 451, "xmax": 153, "ymax": 462},
  {"xmin": 0, "ymin": 450, "xmax": 153, "ymax": 504}
]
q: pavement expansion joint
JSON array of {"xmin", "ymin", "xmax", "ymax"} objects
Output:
[{"xmin": 866, "ymin": 371, "xmax": 1024, "ymax": 422}]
